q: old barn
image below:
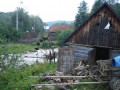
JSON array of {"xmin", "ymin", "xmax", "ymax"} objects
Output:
[{"xmin": 64, "ymin": 2, "xmax": 120, "ymax": 65}]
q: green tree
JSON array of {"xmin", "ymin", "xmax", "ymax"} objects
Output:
[
  {"xmin": 74, "ymin": 0, "xmax": 89, "ymax": 29},
  {"xmin": 101, "ymin": 0, "xmax": 119, "ymax": 5},
  {"xmin": 11, "ymin": 8, "xmax": 31, "ymax": 32},
  {"xmin": 58, "ymin": 29, "xmax": 73, "ymax": 46},
  {"xmin": 91, "ymin": 0, "xmax": 102, "ymax": 14},
  {"xmin": 111, "ymin": 3, "xmax": 120, "ymax": 16},
  {"xmin": 31, "ymin": 15, "xmax": 44, "ymax": 33},
  {"xmin": 54, "ymin": 21, "xmax": 68, "ymax": 25},
  {"xmin": 12, "ymin": 8, "xmax": 44, "ymax": 34}
]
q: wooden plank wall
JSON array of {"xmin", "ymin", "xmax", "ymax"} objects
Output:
[
  {"xmin": 69, "ymin": 7, "xmax": 120, "ymax": 49},
  {"xmin": 72, "ymin": 45, "xmax": 93, "ymax": 61}
]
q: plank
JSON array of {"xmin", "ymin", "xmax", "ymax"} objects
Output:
[
  {"xmin": 29, "ymin": 76, "xmax": 87, "ymax": 79},
  {"xmin": 32, "ymin": 81, "xmax": 108, "ymax": 86}
]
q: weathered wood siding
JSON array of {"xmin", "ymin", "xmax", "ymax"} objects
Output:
[
  {"xmin": 72, "ymin": 45, "xmax": 93, "ymax": 61},
  {"xmin": 68, "ymin": 5, "xmax": 120, "ymax": 49},
  {"xmin": 57, "ymin": 47, "xmax": 74, "ymax": 73}
]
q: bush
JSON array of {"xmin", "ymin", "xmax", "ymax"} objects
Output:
[
  {"xmin": 40, "ymin": 41, "xmax": 50, "ymax": 49},
  {"xmin": 57, "ymin": 29, "xmax": 73, "ymax": 46},
  {"xmin": 0, "ymin": 34, "xmax": 7, "ymax": 44}
]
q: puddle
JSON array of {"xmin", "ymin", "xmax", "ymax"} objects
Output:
[{"xmin": 19, "ymin": 48, "xmax": 58, "ymax": 65}]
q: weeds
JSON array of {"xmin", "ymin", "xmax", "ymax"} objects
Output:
[{"xmin": 0, "ymin": 62, "xmax": 57, "ymax": 90}]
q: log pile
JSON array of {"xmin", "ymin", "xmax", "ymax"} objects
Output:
[
  {"xmin": 30, "ymin": 70, "xmax": 107, "ymax": 90},
  {"xmin": 29, "ymin": 61, "xmax": 109, "ymax": 90}
]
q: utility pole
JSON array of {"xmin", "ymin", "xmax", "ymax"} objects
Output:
[
  {"xmin": 34, "ymin": 19, "xmax": 35, "ymax": 30},
  {"xmin": 16, "ymin": 7, "xmax": 18, "ymax": 30},
  {"xmin": 16, "ymin": 1, "xmax": 23, "ymax": 30}
]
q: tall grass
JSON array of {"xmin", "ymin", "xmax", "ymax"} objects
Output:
[{"xmin": 7, "ymin": 43, "xmax": 36, "ymax": 54}]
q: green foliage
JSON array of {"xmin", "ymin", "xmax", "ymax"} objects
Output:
[
  {"xmin": 0, "ymin": 45, "xmax": 21, "ymax": 71},
  {"xmin": 54, "ymin": 21, "xmax": 68, "ymax": 25},
  {"xmin": 40, "ymin": 41, "xmax": 50, "ymax": 49},
  {"xmin": 31, "ymin": 15, "xmax": 44, "ymax": 33},
  {"xmin": 11, "ymin": 8, "xmax": 44, "ymax": 33},
  {"xmin": 0, "ymin": 8, "xmax": 44, "ymax": 43},
  {"xmin": 74, "ymin": 0, "xmax": 89, "ymax": 29},
  {"xmin": 0, "ymin": 34, "xmax": 7, "ymax": 44},
  {"xmin": 0, "ymin": 62, "xmax": 57, "ymax": 90},
  {"xmin": 58, "ymin": 29, "xmax": 73, "ymax": 46},
  {"xmin": 91, "ymin": 0, "xmax": 102, "ymax": 14},
  {"xmin": 101, "ymin": 0, "xmax": 119, "ymax": 5},
  {"xmin": 111, "ymin": 3, "xmax": 120, "ymax": 16}
]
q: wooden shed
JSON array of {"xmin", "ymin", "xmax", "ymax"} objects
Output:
[{"xmin": 64, "ymin": 2, "xmax": 120, "ymax": 65}]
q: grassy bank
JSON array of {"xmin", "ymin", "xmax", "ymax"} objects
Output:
[{"xmin": 4, "ymin": 43, "xmax": 37, "ymax": 54}]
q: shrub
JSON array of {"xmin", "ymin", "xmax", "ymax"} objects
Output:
[
  {"xmin": 40, "ymin": 41, "xmax": 50, "ymax": 49},
  {"xmin": 0, "ymin": 62, "xmax": 57, "ymax": 89},
  {"xmin": 57, "ymin": 29, "xmax": 73, "ymax": 46}
]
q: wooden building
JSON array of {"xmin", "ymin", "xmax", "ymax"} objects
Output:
[
  {"xmin": 21, "ymin": 28, "xmax": 38, "ymax": 44},
  {"xmin": 48, "ymin": 25, "xmax": 74, "ymax": 40},
  {"xmin": 64, "ymin": 2, "xmax": 120, "ymax": 65}
]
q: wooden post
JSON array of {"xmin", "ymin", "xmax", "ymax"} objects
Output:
[{"xmin": 49, "ymin": 51, "xmax": 51, "ymax": 64}]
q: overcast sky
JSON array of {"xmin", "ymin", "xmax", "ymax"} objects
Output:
[{"xmin": 0, "ymin": 0, "xmax": 95, "ymax": 22}]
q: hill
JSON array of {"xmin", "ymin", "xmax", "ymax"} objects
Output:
[{"xmin": 45, "ymin": 20, "xmax": 74, "ymax": 27}]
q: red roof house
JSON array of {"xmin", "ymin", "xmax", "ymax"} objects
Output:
[{"xmin": 48, "ymin": 25, "xmax": 74, "ymax": 40}]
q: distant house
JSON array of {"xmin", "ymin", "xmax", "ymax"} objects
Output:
[
  {"xmin": 48, "ymin": 25, "xmax": 74, "ymax": 40},
  {"xmin": 21, "ymin": 28, "xmax": 38, "ymax": 44},
  {"xmin": 23, "ymin": 28, "xmax": 37, "ymax": 40}
]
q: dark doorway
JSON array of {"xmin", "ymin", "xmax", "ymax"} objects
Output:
[{"xmin": 95, "ymin": 47, "xmax": 110, "ymax": 61}]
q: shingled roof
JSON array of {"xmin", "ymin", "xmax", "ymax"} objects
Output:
[
  {"xmin": 64, "ymin": 2, "xmax": 120, "ymax": 43},
  {"xmin": 49, "ymin": 25, "xmax": 74, "ymax": 32}
]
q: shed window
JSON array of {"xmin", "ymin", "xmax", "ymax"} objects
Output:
[
  {"xmin": 50, "ymin": 32, "xmax": 56, "ymax": 36},
  {"xmin": 97, "ymin": 23, "xmax": 99, "ymax": 26},
  {"xmin": 104, "ymin": 22, "xmax": 110, "ymax": 29}
]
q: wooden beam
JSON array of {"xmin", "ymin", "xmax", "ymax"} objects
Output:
[
  {"xmin": 32, "ymin": 81, "xmax": 108, "ymax": 86},
  {"xmin": 29, "ymin": 76, "xmax": 87, "ymax": 79}
]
